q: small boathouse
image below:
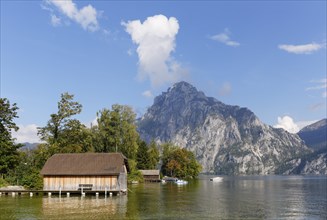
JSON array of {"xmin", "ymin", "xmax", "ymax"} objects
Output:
[
  {"xmin": 40, "ymin": 153, "xmax": 129, "ymax": 194},
  {"xmin": 139, "ymin": 170, "xmax": 160, "ymax": 182}
]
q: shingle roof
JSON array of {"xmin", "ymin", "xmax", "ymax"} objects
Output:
[
  {"xmin": 40, "ymin": 153, "xmax": 128, "ymax": 176},
  {"xmin": 139, "ymin": 170, "xmax": 160, "ymax": 176}
]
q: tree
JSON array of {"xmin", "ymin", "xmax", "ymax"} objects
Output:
[
  {"xmin": 38, "ymin": 92, "xmax": 82, "ymax": 145},
  {"xmin": 95, "ymin": 104, "xmax": 139, "ymax": 159},
  {"xmin": 161, "ymin": 143, "xmax": 202, "ymax": 179},
  {"xmin": 136, "ymin": 139, "xmax": 149, "ymax": 170},
  {"xmin": 147, "ymin": 140, "xmax": 159, "ymax": 169},
  {"xmin": 0, "ymin": 98, "xmax": 22, "ymax": 177},
  {"xmin": 37, "ymin": 93, "xmax": 86, "ymax": 154}
]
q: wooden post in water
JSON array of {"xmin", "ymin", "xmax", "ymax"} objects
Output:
[{"xmin": 105, "ymin": 186, "xmax": 107, "ymax": 198}]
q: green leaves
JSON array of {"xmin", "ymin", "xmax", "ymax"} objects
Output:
[
  {"xmin": 161, "ymin": 143, "xmax": 202, "ymax": 179},
  {"xmin": 0, "ymin": 98, "xmax": 21, "ymax": 176},
  {"xmin": 38, "ymin": 93, "xmax": 82, "ymax": 143},
  {"xmin": 136, "ymin": 139, "xmax": 159, "ymax": 170},
  {"xmin": 95, "ymin": 105, "xmax": 139, "ymax": 160}
]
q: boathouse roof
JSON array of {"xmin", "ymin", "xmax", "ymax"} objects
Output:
[{"xmin": 40, "ymin": 153, "xmax": 129, "ymax": 176}]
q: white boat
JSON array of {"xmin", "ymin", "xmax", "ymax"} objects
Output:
[
  {"xmin": 210, "ymin": 177, "xmax": 223, "ymax": 182},
  {"xmin": 175, "ymin": 179, "xmax": 188, "ymax": 185}
]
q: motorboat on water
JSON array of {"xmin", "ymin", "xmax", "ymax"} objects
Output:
[
  {"xmin": 175, "ymin": 179, "xmax": 188, "ymax": 185},
  {"xmin": 210, "ymin": 176, "xmax": 223, "ymax": 182}
]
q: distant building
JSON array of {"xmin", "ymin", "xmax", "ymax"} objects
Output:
[
  {"xmin": 40, "ymin": 153, "xmax": 129, "ymax": 193},
  {"xmin": 139, "ymin": 170, "xmax": 160, "ymax": 182}
]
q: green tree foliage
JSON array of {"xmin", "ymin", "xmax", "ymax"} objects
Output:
[
  {"xmin": 7, "ymin": 150, "xmax": 43, "ymax": 189},
  {"xmin": 136, "ymin": 139, "xmax": 160, "ymax": 170},
  {"xmin": 127, "ymin": 159, "xmax": 144, "ymax": 183},
  {"xmin": 1, "ymin": 93, "xmax": 158, "ymax": 188},
  {"xmin": 38, "ymin": 92, "xmax": 82, "ymax": 143},
  {"xmin": 37, "ymin": 93, "xmax": 92, "ymax": 154},
  {"xmin": 147, "ymin": 140, "xmax": 159, "ymax": 169},
  {"xmin": 161, "ymin": 143, "xmax": 201, "ymax": 179},
  {"xmin": 95, "ymin": 104, "xmax": 139, "ymax": 160},
  {"xmin": 0, "ymin": 98, "xmax": 22, "ymax": 177},
  {"xmin": 136, "ymin": 139, "xmax": 149, "ymax": 170}
]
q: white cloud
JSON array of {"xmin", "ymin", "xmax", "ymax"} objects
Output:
[
  {"xmin": 274, "ymin": 116, "xmax": 300, "ymax": 133},
  {"xmin": 12, "ymin": 124, "xmax": 41, "ymax": 143},
  {"xmin": 51, "ymin": 14, "xmax": 61, "ymax": 26},
  {"xmin": 278, "ymin": 42, "xmax": 325, "ymax": 54},
  {"xmin": 45, "ymin": 0, "xmax": 99, "ymax": 32},
  {"xmin": 218, "ymin": 82, "xmax": 232, "ymax": 96},
  {"xmin": 142, "ymin": 90, "xmax": 154, "ymax": 98},
  {"xmin": 306, "ymin": 78, "xmax": 327, "ymax": 98},
  {"xmin": 83, "ymin": 117, "xmax": 98, "ymax": 128},
  {"xmin": 274, "ymin": 116, "xmax": 318, "ymax": 133},
  {"xmin": 210, "ymin": 29, "xmax": 240, "ymax": 47},
  {"xmin": 123, "ymin": 14, "xmax": 187, "ymax": 87}
]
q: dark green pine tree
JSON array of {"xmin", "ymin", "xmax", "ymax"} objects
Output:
[{"xmin": 136, "ymin": 139, "xmax": 149, "ymax": 170}]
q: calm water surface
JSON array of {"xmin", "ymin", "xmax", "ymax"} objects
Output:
[{"xmin": 0, "ymin": 175, "xmax": 326, "ymax": 219}]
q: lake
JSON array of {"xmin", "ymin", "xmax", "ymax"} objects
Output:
[{"xmin": 0, "ymin": 175, "xmax": 326, "ymax": 219}]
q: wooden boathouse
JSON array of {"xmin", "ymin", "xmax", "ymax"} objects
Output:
[
  {"xmin": 139, "ymin": 170, "xmax": 160, "ymax": 182},
  {"xmin": 40, "ymin": 153, "xmax": 129, "ymax": 195}
]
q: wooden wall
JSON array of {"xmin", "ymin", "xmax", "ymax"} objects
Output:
[
  {"xmin": 143, "ymin": 175, "xmax": 160, "ymax": 181},
  {"xmin": 43, "ymin": 175, "xmax": 119, "ymax": 191}
]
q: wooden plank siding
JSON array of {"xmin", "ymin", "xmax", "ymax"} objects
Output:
[{"xmin": 43, "ymin": 175, "xmax": 119, "ymax": 191}]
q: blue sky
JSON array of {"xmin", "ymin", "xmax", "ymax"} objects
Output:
[{"xmin": 1, "ymin": 1, "xmax": 326, "ymax": 142}]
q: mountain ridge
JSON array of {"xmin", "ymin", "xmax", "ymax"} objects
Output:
[
  {"xmin": 138, "ymin": 81, "xmax": 311, "ymax": 174},
  {"xmin": 298, "ymin": 119, "xmax": 327, "ymax": 151}
]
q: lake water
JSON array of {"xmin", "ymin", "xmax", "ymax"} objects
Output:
[{"xmin": 0, "ymin": 175, "xmax": 326, "ymax": 219}]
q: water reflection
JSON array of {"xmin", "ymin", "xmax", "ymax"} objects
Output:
[
  {"xmin": 1, "ymin": 176, "xmax": 326, "ymax": 219},
  {"xmin": 42, "ymin": 195, "xmax": 127, "ymax": 219}
]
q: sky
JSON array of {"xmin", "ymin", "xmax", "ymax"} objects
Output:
[{"xmin": 1, "ymin": 0, "xmax": 326, "ymax": 143}]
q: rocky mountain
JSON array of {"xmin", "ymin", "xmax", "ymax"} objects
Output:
[
  {"xmin": 298, "ymin": 119, "xmax": 327, "ymax": 151},
  {"xmin": 284, "ymin": 119, "xmax": 327, "ymax": 175},
  {"xmin": 138, "ymin": 81, "xmax": 311, "ymax": 175},
  {"xmin": 20, "ymin": 142, "xmax": 39, "ymax": 151}
]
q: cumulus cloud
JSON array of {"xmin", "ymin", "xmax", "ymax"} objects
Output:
[
  {"xmin": 274, "ymin": 116, "xmax": 318, "ymax": 133},
  {"xmin": 123, "ymin": 14, "xmax": 187, "ymax": 87},
  {"xmin": 274, "ymin": 116, "xmax": 300, "ymax": 133},
  {"xmin": 210, "ymin": 29, "xmax": 240, "ymax": 47},
  {"xmin": 218, "ymin": 82, "xmax": 232, "ymax": 96},
  {"xmin": 44, "ymin": 0, "xmax": 99, "ymax": 32},
  {"xmin": 12, "ymin": 124, "xmax": 41, "ymax": 143},
  {"xmin": 306, "ymin": 78, "xmax": 327, "ymax": 98},
  {"xmin": 142, "ymin": 90, "xmax": 154, "ymax": 98},
  {"xmin": 278, "ymin": 42, "xmax": 325, "ymax": 54}
]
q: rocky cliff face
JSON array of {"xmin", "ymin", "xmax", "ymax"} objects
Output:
[
  {"xmin": 298, "ymin": 119, "xmax": 327, "ymax": 151},
  {"xmin": 138, "ymin": 81, "xmax": 311, "ymax": 175}
]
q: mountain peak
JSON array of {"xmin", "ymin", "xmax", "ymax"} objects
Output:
[
  {"xmin": 171, "ymin": 81, "xmax": 196, "ymax": 90},
  {"xmin": 167, "ymin": 81, "xmax": 200, "ymax": 96},
  {"xmin": 139, "ymin": 82, "xmax": 309, "ymax": 174}
]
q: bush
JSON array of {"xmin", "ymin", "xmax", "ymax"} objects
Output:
[{"xmin": 0, "ymin": 178, "xmax": 8, "ymax": 187}]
